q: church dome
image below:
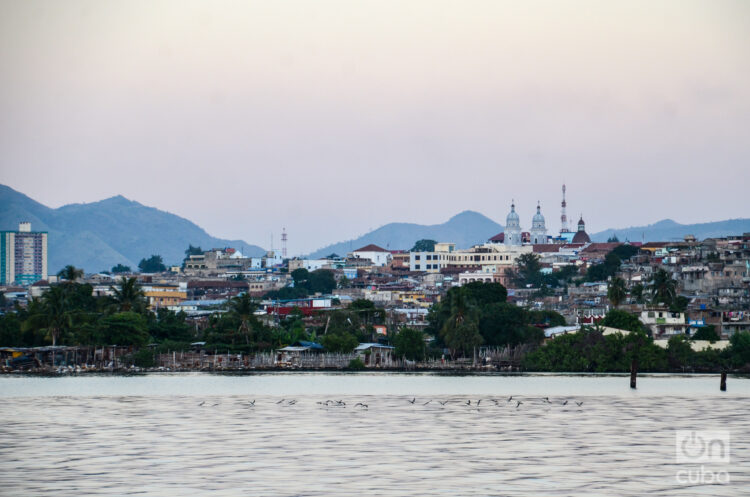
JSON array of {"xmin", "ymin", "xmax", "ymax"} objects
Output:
[
  {"xmin": 572, "ymin": 230, "xmax": 591, "ymax": 244},
  {"xmin": 572, "ymin": 215, "xmax": 590, "ymax": 243},
  {"xmin": 532, "ymin": 203, "xmax": 545, "ymax": 225},
  {"xmin": 506, "ymin": 202, "xmax": 520, "ymax": 226}
]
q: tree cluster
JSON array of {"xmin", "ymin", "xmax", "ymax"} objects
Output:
[
  {"xmin": 138, "ymin": 255, "xmax": 167, "ymax": 273},
  {"xmin": 426, "ymin": 281, "xmax": 555, "ymax": 358},
  {"xmin": 264, "ymin": 269, "xmax": 337, "ymax": 300},
  {"xmin": 522, "ymin": 309, "xmax": 750, "ymax": 372}
]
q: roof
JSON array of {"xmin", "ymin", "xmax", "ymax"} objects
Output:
[
  {"xmin": 489, "ymin": 233, "xmax": 504, "ymax": 242},
  {"xmin": 187, "ymin": 280, "xmax": 249, "ymax": 289},
  {"xmin": 572, "ymin": 231, "xmax": 592, "ymax": 244},
  {"xmin": 353, "ymin": 244, "xmax": 389, "ymax": 253},
  {"xmin": 278, "ymin": 341, "xmax": 324, "ymax": 352},
  {"xmin": 296, "ymin": 340, "xmax": 324, "ymax": 350},
  {"xmin": 355, "ymin": 343, "xmax": 395, "ymax": 351},
  {"xmin": 581, "ymin": 243, "xmax": 622, "ymax": 253},
  {"xmin": 544, "ymin": 325, "xmax": 580, "ymax": 337},
  {"xmin": 532, "ymin": 245, "xmax": 561, "ymax": 253}
]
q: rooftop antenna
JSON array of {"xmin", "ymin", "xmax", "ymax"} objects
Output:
[{"xmin": 281, "ymin": 228, "xmax": 288, "ymax": 258}]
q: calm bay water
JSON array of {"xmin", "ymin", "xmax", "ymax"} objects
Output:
[{"xmin": 1, "ymin": 373, "xmax": 748, "ymax": 496}]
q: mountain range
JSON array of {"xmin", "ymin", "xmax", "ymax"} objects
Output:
[
  {"xmin": 309, "ymin": 214, "xmax": 750, "ymax": 257},
  {"xmin": 591, "ymin": 218, "xmax": 750, "ymax": 243},
  {"xmin": 2, "ymin": 184, "xmax": 748, "ymax": 274},
  {"xmin": 0, "ymin": 185, "xmax": 265, "ymax": 274},
  {"xmin": 307, "ymin": 211, "xmax": 503, "ymax": 258}
]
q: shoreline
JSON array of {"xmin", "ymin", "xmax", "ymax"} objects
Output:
[{"xmin": 3, "ymin": 368, "xmax": 748, "ymax": 377}]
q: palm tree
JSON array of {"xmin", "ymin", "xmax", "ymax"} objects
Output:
[
  {"xmin": 57, "ymin": 265, "xmax": 84, "ymax": 283},
  {"xmin": 110, "ymin": 277, "xmax": 147, "ymax": 313},
  {"xmin": 649, "ymin": 269, "xmax": 677, "ymax": 306},
  {"xmin": 607, "ymin": 277, "xmax": 627, "ymax": 308},
  {"xmin": 228, "ymin": 293, "xmax": 257, "ymax": 345},
  {"xmin": 26, "ymin": 286, "xmax": 74, "ymax": 346},
  {"xmin": 631, "ymin": 283, "xmax": 645, "ymax": 304},
  {"xmin": 440, "ymin": 290, "xmax": 482, "ymax": 358}
]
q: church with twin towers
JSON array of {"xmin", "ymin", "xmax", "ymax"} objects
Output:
[{"xmin": 501, "ymin": 184, "xmax": 590, "ymax": 246}]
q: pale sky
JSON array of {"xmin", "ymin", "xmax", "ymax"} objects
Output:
[{"xmin": 1, "ymin": 0, "xmax": 749, "ymax": 255}]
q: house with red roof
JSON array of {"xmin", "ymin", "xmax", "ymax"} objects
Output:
[{"xmin": 349, "ymin": 244, "xmax": 392, "ymax": 267}]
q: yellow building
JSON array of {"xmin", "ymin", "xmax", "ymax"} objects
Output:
[{"xmin": 143, "ymin": 284, "xmax": 187, "ymax": 310}]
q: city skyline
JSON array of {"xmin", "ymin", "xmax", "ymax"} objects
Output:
[{"xmin": 2, "ymin": 0, "xmax": 749, "ymax": 254}]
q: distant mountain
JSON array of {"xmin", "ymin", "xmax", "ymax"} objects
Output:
[
  {"xmin": 307, "ymin": 211, "xmax": 503, "ymax": 258},
  {"xmin": 0, "ymin": 185, "xmax": 265, "ymax": 274},
  {"xmin": 308, "ymin": 210, "xmax": 750, "ymax": 259},
  {"xmin": 592, "ymin": 218, "xmax": 750, "ymax": 243}
]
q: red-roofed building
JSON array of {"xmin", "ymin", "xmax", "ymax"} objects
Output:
[{"xmin": 350, "ymin": 244, "xmax": 392, "ymax": 267}]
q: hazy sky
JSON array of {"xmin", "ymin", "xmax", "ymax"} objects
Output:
[{"xmin": 1, "ymin": 0, "xmax": 749, "ymax": 255}]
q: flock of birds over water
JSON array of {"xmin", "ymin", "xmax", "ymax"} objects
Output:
[{"xmin": 196, "ymin": 396, "xmax": 585, "ymax": 411}]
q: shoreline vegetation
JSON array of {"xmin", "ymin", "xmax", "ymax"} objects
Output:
[{"xmin": 2, "ymin": 272, "xmax": 750, "ymax": 376}]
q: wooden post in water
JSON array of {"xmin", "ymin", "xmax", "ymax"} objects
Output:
[
  {"xmin": 720, "ymin": 372, "xmax": 727, "ymax": 391},
  {"xmin": 630, "ymin": 359, "xmax": 638, "ymax": 389}
]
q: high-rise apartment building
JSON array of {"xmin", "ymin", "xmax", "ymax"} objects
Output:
[{"xmin": 1, "ymin": 222, "xmax": 48, "ymax": 285}]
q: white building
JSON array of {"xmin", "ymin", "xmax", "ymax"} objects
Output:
[
  {"xmin": 530, "ymin": 202, "xmax": 548, "ymax": 244},
  {"xmin": 350, "ymin": 244, "xmax": 392, "ymax": 267},
  {"xmin": 504, "ymin": 202, "xmax": 522, "ymax": 246},
  {"xmin": 640, "ymin": 309, "xmax": 687, "ymax": 338}
]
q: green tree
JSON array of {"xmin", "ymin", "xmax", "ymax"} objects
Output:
[
  {"xmin": 410, "ymin": 239, "xmax": 437, "ymax": 252},
  {"xmin": 27, "ymin": 286, "xmax": 76, "ymax": 346},
  {"xmin": 111, "ymin": 264, "xmax": 131, "ymax": 274},
  {"xmin": 513, "ymin": 253, "xmax": 543, "ymax": 287},
  {"xmin": 728, "ymin": 331, "xmax": 750, "ymax": 368},
  {"xmin": 440, "ymin": 290, "xmax": 482, "ymax": 357},
  {"xmin": 228, "ymin": 293, "xmax": 258, "ymax": 345},
  {"xmin": 110, "ymin": 277, "xmax": 147, "ymax": 313},
  {"xmin": 308, "ymin": 269, "xmax": 336, "ymax": 294},
  {"xmin": 57, "ymin": 265, "xmax": 84, "ymax": 283},
  {"xmin": 349, "ymin": 299, "xmax": 381, "ymax": 326},
  {"xmin": 527, "ymin": 310, "xmax": 566, "ymax": 327},
  {"xmin": 631, "ymin": 283, "xmax": 645, "ymax": 304},
  {"xmin": 600, "ymin": 309, "xmax": 647, "ymax": 334},
  {"xmin": 138, "ymin": 255, "xmax": 167, "ymax": 273},
  {"xmin": 97, "ymin": 312, "xmax": 150, "ymax": 346},
  {"xmin": 148, "ymin": 309, "xmax": 194, "ymax": 343},
  {"xmin": 0, "ymin": 312, "xmax": 28, "ymax": 346},
  {"xmin": 586, "ymin": 252, "xmax": 622, "ymax": 282},
  {"xmin": 393, "ymin": 327, "xmax": 426, "ymax": 361},
  {"xmin": 461, "ymin": 281, "xmax": 508, "ymax": 306},
  {"xmin": 287, "ymin": 268, "xmax": 336, "ymax": 296},
  {"xmin": 611, "ymin": 244, "xmax": 638, "ymax": 261},
  {"xmin": 607, "ymin": 277, "xmax": 627, "ymax": 308},
  {"xmin": 185, "ymin": 245, "xmax": 203, "ymax": 257},
  {"xmin": 691, "ymin": 325, "xmax": 719, "ymax": 342},
  {"xmin": 321, "ymin": 330, "xmax": 358, "ymax": 353},
  {"xmin": 649, "ymin": 269, "xmax": 677, "ymax": 306},
  {"xmin": 670, "ymin": 295, "xmax": 689, "ymax": 313},
  {"xmin": 478, "ymin": 302, "xmax": 528, "ymax": 346},
  {"xmin": 666, "ymin": 335, "xmax": 694, "ymax": 369}
]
